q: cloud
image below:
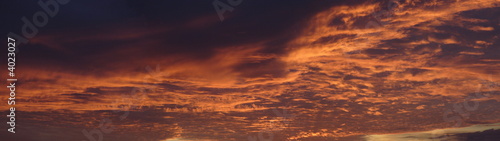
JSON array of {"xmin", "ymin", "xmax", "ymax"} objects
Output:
[{"xmin": 2, "ymin": 0, "xmax": 500, "ymax": 140}]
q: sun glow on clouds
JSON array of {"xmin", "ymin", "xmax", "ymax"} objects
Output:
[{"xmin": 3, "ymin": 0, "xmax": 500, "ymax": 140}]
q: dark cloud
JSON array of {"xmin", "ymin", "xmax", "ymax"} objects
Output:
[{"xmin": 1, "ymin": 0, "xmax": 500, "ymax": 140}]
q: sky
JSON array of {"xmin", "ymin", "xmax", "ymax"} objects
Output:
[{"xmin": 1, "ymin": 0, "xmax": 500, "ymax": 140}]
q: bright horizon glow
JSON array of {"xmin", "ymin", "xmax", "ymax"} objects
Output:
[{"xmin": 364, "ymin": 123, "xmax": 500, "ymax": 141}]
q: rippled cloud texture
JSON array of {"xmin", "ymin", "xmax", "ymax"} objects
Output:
[{"xmin": 1, "ymin": 0, "xmax": 499, "ymax": 140}]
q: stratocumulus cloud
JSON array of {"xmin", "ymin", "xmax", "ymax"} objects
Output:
[{"xmin": 0, "ymin": 0, "xmax": 499, "ymax": 140}]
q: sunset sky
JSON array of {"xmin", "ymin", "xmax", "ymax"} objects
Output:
[{"xmin": 1, "ymin": 0, "xmax": 500, "ymax": 140}]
